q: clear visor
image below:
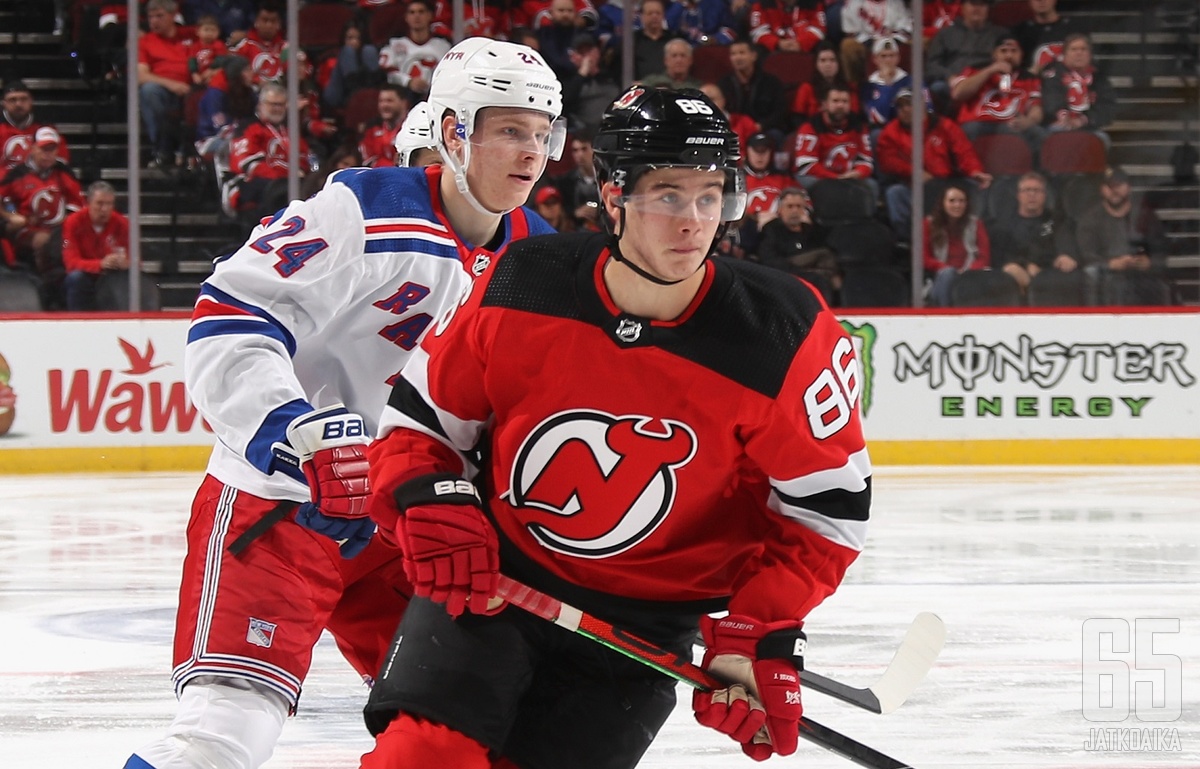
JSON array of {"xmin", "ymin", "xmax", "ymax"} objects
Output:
[
  {"xmin": 467, "ymin": 116, "xmax": 567, "ymax": 162},
  {"xmin": 614, "ymin": 165, "xmax": 747, "ymax": 222},
  {"xmin": 620, "ymin": 188, "xmax": 727, "ymax": 222}
]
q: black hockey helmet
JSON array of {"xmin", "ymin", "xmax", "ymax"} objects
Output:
[{"xmin": 593, "ymin": 85, "xmax": 747, "ymax": 224}]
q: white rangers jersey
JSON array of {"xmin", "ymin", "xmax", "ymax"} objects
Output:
[
  {"xmin": 185, "ymin": 164, "xmax": 553, "ymax": 501},
  {"xmin": 379, "ymin": 36, "xmax": 451, "ymax": 91}
]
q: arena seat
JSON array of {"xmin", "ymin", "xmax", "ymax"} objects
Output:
[
  {"xmin": 1100, "ymin": 271, "xmax": 1173, "ymax": 306},
  {"xmin": 691, "ymin": 44, "xmax": 733, "ymax": 85},
  {"xmin": 825, "ymin": 219, "xmax": 896, "ymax": 265},
  {"xmin": 839, "ymin": 264, "xmax": 909, "ymax": 307},
  {"xmin": 368, "ymin": 3, "xmax": 409, "ymax": 47},
  {"xmin": 96, "ymin": 272, "xmax": 162, "ymax": 312},
  {"xmin": 949, "ymin": 269, "xmax": 1023, "ymax": 307},
  {"xmin": 761, "ymin": 51, "xmax": 813, "ymax": 88},
  {"xmin": 808, "ymin": 179, "xmax": 875, "ymax": 225},
  {"xmin": 1026, "ymin": 268, "xmax": 1085, "ymax": 307},
  {"xmin": 972, "ymin": 134, "xmax": 1033, "ymax": 177},
  {"xmin": 0, "ymin": 271, "xmax": 42, "ymax": 312},
  {"xmin": 342, "ymin": 87, "xmax": 381, "ymax": 134},
  {"xmin": 299, "ymin": 3, "xmax": 355, "ymax": 50},
  {"xmin": 1039, "ymin": 131, "xmax": 1108, "ymax": 176}
]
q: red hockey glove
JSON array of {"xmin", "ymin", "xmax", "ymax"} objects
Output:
[
  {"xmin": 272, "ymin": 405, "xmax": 374, "ymax": 558},
  {"xmin": 392, "ymin": 473, "xmax": 500, "ymax": 618},
  {"xmin": 693, "ymin": 614, "xmax": 807, "ymax": 761}
]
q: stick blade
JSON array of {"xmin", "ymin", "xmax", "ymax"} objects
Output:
[{"xmin": 870, "ymin": 612, "xmax": 945, "ymax": 714}]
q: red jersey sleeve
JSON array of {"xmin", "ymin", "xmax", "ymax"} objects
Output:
[{"xmin": 728, "ymin": 304, "xmax": 868, "ymax": 623}]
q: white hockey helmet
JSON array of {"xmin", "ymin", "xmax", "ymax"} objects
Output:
[
  {"xmin": 427, "ymin": 36, "xmax": 566, "ymax": 214},
  {"xmin": 394, "ymin": 101, "xmax": 437, "ymax": 167}
]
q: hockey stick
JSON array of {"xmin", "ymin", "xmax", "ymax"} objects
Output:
[
  {"xmin": 496, "ymin": 576, "xmax": 916, "ymax": 769},
  {"xmin": 801, "ymin": 613, "xmax": 945, "ymax": 714}
]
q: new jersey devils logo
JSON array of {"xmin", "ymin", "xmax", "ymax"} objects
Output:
[
  {"xmin": 503, "ymin": 410, "xmax": 697, "ymax": 558},
  {"xmin": 4, "ymin": 135, "xmax": 31, "ymax": 166}
]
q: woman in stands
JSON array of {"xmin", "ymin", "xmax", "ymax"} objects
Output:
[
  {"xmin": 790, "ymin": 40, "xmax": 860, "ymax": 128},
  {"xmin": 923, "ymin": 183, "xmax": 991, "ymax": 306}
]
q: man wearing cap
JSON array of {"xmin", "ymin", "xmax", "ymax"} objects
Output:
[
  {"xmin": 733, "ymin": 131, "xmax": 793, "ymax": 257},
  {"xmin": 877, "ymin": 88, "xmax": 991, "ymax": 237},
  {"xmin": 0, "ymin": 80, "xmax": 71, "ymax": 171},
  {"xmin": 532, "ymin": 184, "xmax": 575, "ymax": 232},
  {"xmin": 1, "ymin": 126, "xmax": 84, "ymax": 295},
  {"xmin": 926, "ymin": 0, "xmax": 1007, "ymax": 85},
  {"xmin": 1075, "ymin": 166, "xmax": 1169, "ymax": 304},
  {"xmin": 951, "ymin": 35, "xmax": 1044, "ymax": 148},
  {"xmin": 862, "ymin": 36, "xmax": 911, "ymax": 134},
  {"xmin": 562, "ymin": 32, "xmax": 622, "ymax": 136}
]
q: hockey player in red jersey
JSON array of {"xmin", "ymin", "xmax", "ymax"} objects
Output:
[
  {"xmin": 123, "ymin": 37, "xmax": 566, "ymax": 769},
  {"xmin": 361, "ymin": 84, "xmax": 871, "ymax": 768}
]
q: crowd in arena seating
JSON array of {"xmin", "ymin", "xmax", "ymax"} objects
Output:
[{"xmin": 0, "ymin": 0, "xmax": 1178, "ymax": 310}]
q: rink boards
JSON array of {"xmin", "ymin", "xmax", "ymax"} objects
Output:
[{"xmin": 0, "ymin": 308, "xmax": 1198, "ymax": 472}]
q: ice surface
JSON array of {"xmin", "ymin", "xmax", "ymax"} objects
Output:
[{"xmin": 1, "ymin": 467, "xmax": 1197, "ymax": 768}]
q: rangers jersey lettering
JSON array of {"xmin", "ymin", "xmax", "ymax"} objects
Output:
[
  {"xmin": 373, "ymin": 233, "xmax": 870, "ymax": 624},
  {"xmin": 185, "ymin": 164, "xmax": 552, "ymax": 500}
]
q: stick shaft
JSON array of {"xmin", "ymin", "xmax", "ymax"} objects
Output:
[{"xmin": 496, "ymin": 576, "xmax": 914, "ymax": 769}]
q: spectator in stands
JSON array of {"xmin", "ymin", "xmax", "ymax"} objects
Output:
[
  {"xmin": 538, "ymin": 0, "xmax": 585, "ymax": 83},
  {"xmin": 792, "ymin": 84, "xmax": 876, "ymax": 203},
  {"xmin": 861, "ymin": 36, "xmax": 910, "ymax": 138},
  {"xmin": 379, "ymin": 0, "xmax": 450, "ymax": 101},
  {"xmin": 667, "ymin": 0, "xmax": 739, "ymax": 47},
  {"xmin": 184, "ymin": 0, "xmax": 256, "ymax": 41},
  {"xmin": 562, "ymin": 32, "xmax": 622, "ymax": 136},
  {"xmin": 925, "ymin": 0, "xmax": 1007, "ymax": 103},
  {"xmin": 877, "ymin": 88, "xmax": 991, "ymax": 238},
  {"xmin": 299, "ymin": 145, "xmax": 361, "ymax": 200},
  {"xmin": 1, "ymin": 80, "xmax": 70, "ymax": 171},
  {"xmin": 228, "ymin": 83, "xmax": 311, "ymax": 223},
  {"xmin": 321, "ymin": 19, "xmax": 382, "ymax": 109},
  {"xmin": 137, "ymin": 0, "xmax": 194, "ymax": 169},
  {"xmin": 749, "ymin": 0, "xmax": 827, "ymax": 54},
  {"xmin": 988, "ymin": 170, "xmax": 1079, "ymax": 295},
  {"xmin": 1, "ymin": 127, "xmax": 84, "ymax": 294},
  {"xmin": 59, "ymin": 181, "xmax": 130, "ymax": 311},
  {"xmin": 552, "ymin": 131, "xmax": 601, "ymax": 231},
  {"xmin": 923, "ymin": 182, "xmax": 990, "ymax": 306},
  {"xmin": 1075, "ymin": 166, "xmax": 1168, "ymax": 303},
  {"xmin": 615, "ymin": 0, "xmax": 681, "ymax": 80},
  {"xmin": 195, "ymin": 56, "xmax": 256, "ymax": 148},
  {"xmin": 1012, "ymin": 0, "xmax": 1086, "ymax": 75},
  {"xmin": 700, "ymin": 82, "xmax": 758, "ymax": 155},
  {"xmin": 921, "ymin": 0, "xmax": 962, "ymax": 43},
  {"xmin": 719, "ymin": 39, "xmax": 790, "ymax": 137},
  {"xmin": 533, "ymin": 185, "xmax": 575, "ymax": 232},
  {"xmin": 838, "ymin": 0, "xmax": 913, "ymax": 85},
  {"xmin": 231, "ymin": 2, "xmax": 287, "ymax": 86},
  {"xmin": 1040, "ymin": 33, "xmax": 1116, "ymax": 149},
  {"xmin": 357, "ymin": 86, "xmax": 410, "ymax": 168},
  {"xmin": 951, "ymin": 35, "xmax": 1044, "ymax": 149},
  {"xmin": 792, "ymin": 40, "xmax": 861, "ymax": 126},
  {"xmin": 640, "ymin": 38, "xmax": 704, "ymax": 90},
  {"xmin": 758, "ymin": 186, "xmax": 840, "ymax": 286},
  {"xmin": 737, "ymin": 131, "xmax": 794, "ymax": 256},
  {"xmin": 188, "ymin": 14, "xmax": 229, "ymax": 88}
]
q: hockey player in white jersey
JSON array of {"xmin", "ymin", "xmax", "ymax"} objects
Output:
[
  {"xmin": 394, "ymin": 101, "xmax": 439, "ymax": 168},
  {"xmin": 123, "ymin": 37, "xmax": 565, "ymax": 769}
]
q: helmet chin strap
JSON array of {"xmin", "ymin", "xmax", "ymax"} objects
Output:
[{"xmin": 438, "ymin": 140, "xmax": 510, "ymax": 217}]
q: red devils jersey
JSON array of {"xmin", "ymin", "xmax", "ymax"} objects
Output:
[
  {"xmin": 745, "ymin": 170, "xmax": 793, "ymax": 216},
  {"xmin": 232, "ymin": 30, "xmax": 286, "ymax": 84},
  {"xmin": 230, "ymin": 120, "xmax": 310, "ymax": 182},
  {"xmin": 371, "ymin": 233, "xmax": 870, "ymax": 625},
  {"xmin": 0, "ymin": 164, "xmax": 84, "ymax": 227},
  {"xmin": 749, "ymin": 0, "xmax": 826, "ymax": 52},
  {"xmin": 0, "ymin": 121, "xmax": 71, "ymax": 170},
  {"xmin": 359, "ymin": 119, "xmax": 401, "ymax": 168},
  {"xmin": 953, "ymin": 68, "xmax": 1041, "ymax": 124},
  {"xmin": 793, "ymin": 113, "xmax": 874, "ymax": 179}
]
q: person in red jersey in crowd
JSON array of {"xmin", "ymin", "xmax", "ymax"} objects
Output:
[
  {"xmin": 359, "ymin": 86, "xmax": 412, "ymax": 168},
  {"xmin": 59, "ymin": 181, "xmax": 131, "ymax": 311}
]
